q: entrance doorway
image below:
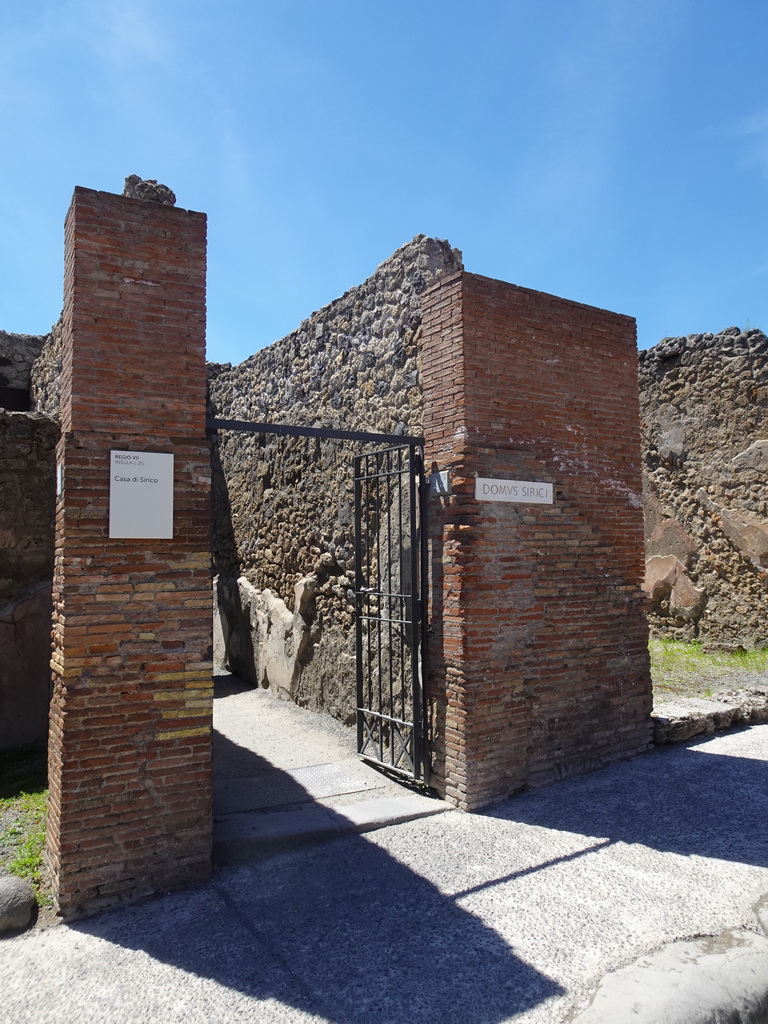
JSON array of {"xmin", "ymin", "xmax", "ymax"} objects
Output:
[{"xmin": 207, "ymin": 417, "xmax": 429, "ymax": 782}]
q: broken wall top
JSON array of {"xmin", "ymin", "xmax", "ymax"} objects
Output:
[{"xmin": 208, "ymin": 235, "xmax": 462, "ymax": 436}]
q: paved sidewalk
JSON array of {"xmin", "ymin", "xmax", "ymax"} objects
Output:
[{"xmin": 2, "ymin": 725, "xmax": 768, "ymax": 1023}]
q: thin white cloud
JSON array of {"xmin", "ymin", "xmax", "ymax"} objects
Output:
[
  {"xmin": 508, "ymin": 0, "xmax": 685, "ymax": 233},
  {"xmin": 69, "ymin": 0, "xmax": 171, "ymax": 65},
  {"xmin": 739, "ymin": 108, "xmax": 768, "ymax": 177},
  {"xmin": 0, "ymin": 0, "xmax": 170, "ymax": 113}
]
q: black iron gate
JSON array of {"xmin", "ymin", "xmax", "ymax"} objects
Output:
[{"xmin": 353, "ymin": 444, "xmax": 428, "ymax": 781}]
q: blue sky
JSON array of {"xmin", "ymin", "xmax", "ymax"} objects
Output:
[{"xmin": 1, "ymin": 0, "xmax": 766, "ymax": 363}]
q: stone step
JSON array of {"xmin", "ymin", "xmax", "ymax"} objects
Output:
[
  {"xmin": 213, "ymin": 791, "xmax": 450, "ymax": 866},
  {"xmin": 652, "ymin": 687, "xmax": 768, "ymax": 743}
]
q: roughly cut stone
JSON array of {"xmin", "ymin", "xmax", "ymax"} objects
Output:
[
  {"xmin": 122, "ymin": 174, "xmax": 176, "ymax": 207},
  {"xmin": 647, "ymin": 516, "xmax": 698, "ymax": 566},
  {"xmin": 653, "ymin": 688, "xmax": 768, "ymax": 744},
  {"xmin": 643, "ymin": 554, "xmax": 706, "ymax": 621},
  {"xmin": 732, "ymin": 439, "xmax": 768, "ymax": 473},
  {"xmin": 717, "ymin": 507, "xmax": 768, "ymax": 566},
  {"xmin": 657, "ymin": 418, "xmax": 687, "ymax": 464},
  {"xmin": 0, "ymin": 875, "xmax": 35, "ymax": 934},
  {"xmin": 216, "ymin": 575, "xmax": 318, "ymax": 701}
]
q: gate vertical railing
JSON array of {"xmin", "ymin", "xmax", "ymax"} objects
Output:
[{"xmin": 354, "ymin": 443, "xmax": 428, "ymax": 781}]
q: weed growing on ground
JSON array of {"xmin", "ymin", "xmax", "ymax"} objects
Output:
[
  {"xmin": 0, "ymin": 745, "xmax": 51, "ymax": 905},
  {"xmin": 649, "ymin": 638, "xmax": 768, "ymax": 697}
]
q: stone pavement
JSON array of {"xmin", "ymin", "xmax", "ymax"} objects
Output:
[
  {"xmin": 2, "ymin": 712, "xmax": 768, "ymax": 1022},
  {"xmin": 212, "ymin": 675, "xmax": 449, "ymax": 863}
]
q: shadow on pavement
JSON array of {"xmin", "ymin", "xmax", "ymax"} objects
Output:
[
  {"xmin": 70, "ymin": 737, "xmax": 565, "ymax": 1024},
  {"xmin": 485, "ymin": 730, "xmax": 768, "ymax": 870}
]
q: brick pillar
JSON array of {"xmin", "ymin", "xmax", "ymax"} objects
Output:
[
  {"xmin": 421, "ymin": 272, "xmax": 652, "ymax": 810},
  {"xmin": 46, "ymin": 187, "xmax": 212, "ymax": 915}
]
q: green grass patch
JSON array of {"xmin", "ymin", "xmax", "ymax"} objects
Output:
[
  {"xmin": 650, "ymin": 638, "xmax": 768, "ymax": 697},
  {"xmin": 0, "ymin": 745, "xmax": 51, "ymax": 905}
]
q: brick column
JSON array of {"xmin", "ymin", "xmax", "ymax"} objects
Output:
[
  {"xmin": 46, "ymin": 187, "xmax": 212, "ymax": 915},
  {"xmin": 421, "ymin": 272, "xmax": 652, "ymax": 810}
]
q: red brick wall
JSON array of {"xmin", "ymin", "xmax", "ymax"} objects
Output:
[
  {"xmin": 47, "ymin": 188, "xmax": 212, "ymax": 914},
  {"xmin": 422, "ymin": 272, "xmax": 652, "ymax": 810}
]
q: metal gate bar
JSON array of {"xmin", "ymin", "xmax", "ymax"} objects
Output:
[
  {"xmin": 354, "ymin": 444, "xmax": 427, "ymax": 781},
  {"xmin": 207, "ymin": 417, "xmax": 424, "ymax": 447}
]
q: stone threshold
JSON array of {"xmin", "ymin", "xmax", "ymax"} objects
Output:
[{"xmin": 652, "ymin": 687, "xmax": 768, "ymax": 744}]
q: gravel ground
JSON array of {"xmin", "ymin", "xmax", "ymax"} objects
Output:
[
  {"xmin": 2, "ymin": 723, "xmax": 768, "ymax": 1024},
  {"xmin": 670, "ymin": 667, "xmax": 768, "ymax": 695}
]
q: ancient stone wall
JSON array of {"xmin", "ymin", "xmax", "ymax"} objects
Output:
[
  {"xmin": 0, "ymin": 322, "xmax": 60, "ymax": 749},
  {"xmin": 0, "ymin": 410, "xmax": 58, "ymax": 749},
  {"xmin": 0, "ymin": 330, "xmax": 49, "ymax": 410},
  {"xmin": 209, "ymin": 236, "xmax": 462, "ymax": 722},
  {"xmin": 30, "ymin": 318, "xmax": 63, "ymax": 417},
  {"xmin": 0, "ymin": 330, "xmax": 48, "ymax": 391},
  {"xmin": 639, "ymin": 327, "xmax": 768, "ymax": 647}
]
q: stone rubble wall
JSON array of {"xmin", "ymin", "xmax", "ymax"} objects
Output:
[
  {"xmin": 0, "ymin": 409, "xmax": 58, "ymax": 749},
  {"xmin": 0, "ymin": 319, "xmax": 61, "ymax": 748},
  {"xmin": 209, "ymin": 235, "xmax": 462, "ymax": 722},
  {"xmin": 5, "ymin": 233, "xmax": 768, "ymax": 763},
  {"xmin": 30, "ymin": 317, "xmax": 63, "ymax": 417},
  {"xmin": 0, "ymin": 330, "xmax": 49, "ymax": 392},
  {"xmin": 639, "ymin": 327, "xmax": 768, "ymax": 647}
]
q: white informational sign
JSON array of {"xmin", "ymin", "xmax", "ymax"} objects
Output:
[
  {"xmin": 109, "ymin": 450, "xmax": 174, "ymax": 539},
  {"xmin": 475, "ymin": 477, "xmax": 554, "ymax": 504}
]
